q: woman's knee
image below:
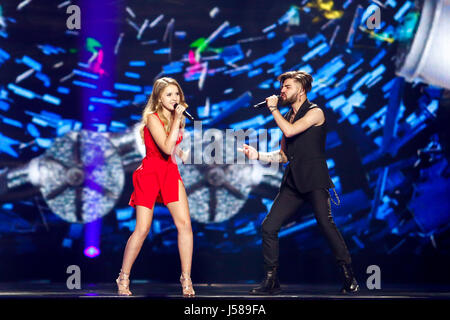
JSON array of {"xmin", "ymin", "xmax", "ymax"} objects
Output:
[
  {"xmin": 175, "ymin": 219, "xmax": 192, "ymax": 234},
  {"xmin": 133, "ymin": 227, "xmax": 150, "ymax": 239}
]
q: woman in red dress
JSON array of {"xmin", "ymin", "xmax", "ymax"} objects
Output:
[{"xmin": 116, "ymin": 77, "xmax": 195, "ymax": 297}]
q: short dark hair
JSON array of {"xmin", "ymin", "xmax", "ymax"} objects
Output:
[{"xmin": 277, "ymin": 70, "xmax": 313, "ymax": 93}]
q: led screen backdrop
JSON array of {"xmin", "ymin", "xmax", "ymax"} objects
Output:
[{"xmin": 0, "ymin": 0, "xmax": 449, "ymax": 284}]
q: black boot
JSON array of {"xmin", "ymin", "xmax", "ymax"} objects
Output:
[
  {"xmin": 249, "ymin": 267, "xmax": 281, "ymax": 295},
  {"xmin": 338, "ymin": 262, "xmax": 360, "ymax": 294}
]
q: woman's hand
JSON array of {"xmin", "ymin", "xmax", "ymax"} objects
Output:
[
  {"xmin": 238, "ymin": 144, "xmax": 258, "ymax": 160},
  {"xmin": 174, "ymin": 104, "xmax": 186, "ymax": 121}
]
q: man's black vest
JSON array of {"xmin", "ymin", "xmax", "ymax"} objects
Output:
[{"xmin": 282, "ymin": 99, "xmax": 335, "ymax": 193}]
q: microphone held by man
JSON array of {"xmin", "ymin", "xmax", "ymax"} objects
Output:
[{"xmin": 253, "ymin": 95, "xmax": 281, "ymax": 108}]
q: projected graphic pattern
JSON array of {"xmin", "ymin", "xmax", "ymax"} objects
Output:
[{"xmin": 0, "ymin": 0, "xmax": 448, "ymax": 259}]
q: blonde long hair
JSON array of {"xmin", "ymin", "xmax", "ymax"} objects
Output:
[{"xmin": 140, "ymin": 77, "xmax": 187, "ymax": 142}]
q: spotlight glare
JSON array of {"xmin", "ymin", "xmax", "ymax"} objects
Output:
[{"xmin": 84, "ymin": 246, "xmax": 100, "ymax": 258}]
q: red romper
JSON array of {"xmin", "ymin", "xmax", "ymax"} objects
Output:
[{"xmin": 128, "ymin": 113, "xmax": 183, "ymax": 210}]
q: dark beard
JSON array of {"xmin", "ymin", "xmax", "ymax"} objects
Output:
[{"xmin": 280, "ymin": 93, "xmax": 298, "ymax": 106}]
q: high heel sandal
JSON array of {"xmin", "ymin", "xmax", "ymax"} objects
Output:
[
  {"xmin": 116, "ymin": 269, "xmax": 132, "ymax": 296},
  {"xmin": 180, "ymin": 273, "xmax": 195, "ymax": 297}
]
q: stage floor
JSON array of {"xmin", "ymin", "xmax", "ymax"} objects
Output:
[{"xmin": 1, "ymin": 281, "xmax": 450, "ymax": 299}]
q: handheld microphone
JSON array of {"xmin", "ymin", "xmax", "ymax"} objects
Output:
[
  {"xmin": 253, "ymin": 95, "xmax": 281, "ymax": 108},
  {"xmin": 174, "ymin": 103, "xmax": 195, "ymax": 121}
]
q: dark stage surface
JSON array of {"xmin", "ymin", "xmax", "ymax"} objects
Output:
[
  {"xmin": 1, "ymin": 281, "xmax": 450, "ymax": 299},
  {"xmin": 2, "ymin": 282, "xmax": 449, "ymax": 319}
]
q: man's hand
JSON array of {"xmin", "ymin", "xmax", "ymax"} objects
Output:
[
  {"xmin": 176, "ymin": 147, "xmax": 190, "ymax": 164},
  {"xmin": 265, "ymin": 95, "xmax": 279, "ymax": 112},
  {"xmin": 238, "ymin": 144, "xmax": 258, "ymax": 160},
  {"xmin": 180, "ymin": 148, "xmax": 190, "ymax": 164},
  {"xmin": 181, "ymin": 150, "xmax": 191, "ymax": 163}
]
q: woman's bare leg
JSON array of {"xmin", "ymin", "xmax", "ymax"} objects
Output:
[
  {"xmin": 166, "ymin": 180, "xmax": 194, "ymax": 290},
  {"xmin": 120, "ymin": 204, "xmax": 154, "ymax": 275}
]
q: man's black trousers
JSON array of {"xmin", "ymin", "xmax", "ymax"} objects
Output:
[{"xmin": 261, "ymin": 170, "xmax": 352, "ymax": 270}]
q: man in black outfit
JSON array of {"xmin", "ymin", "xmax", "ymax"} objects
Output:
[{"xmin": 240, "ymin": 70, "xmax": 359, "ymax": 295}]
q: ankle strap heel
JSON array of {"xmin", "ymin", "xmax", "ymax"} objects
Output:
[
  {"xmin": 180, "ymin": 273, "xmax": 195, "ymax": 298},
  {"xmin": 116, "ymin": 269, "xmax": 132, "ymax": 296}
]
